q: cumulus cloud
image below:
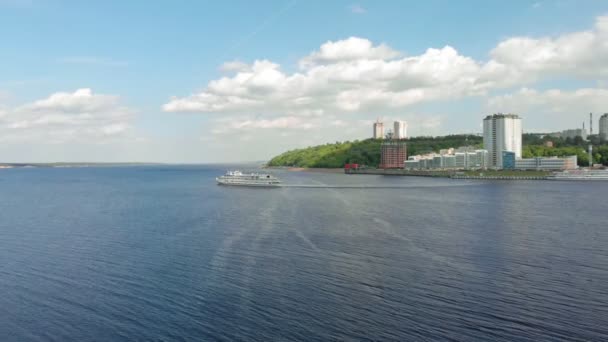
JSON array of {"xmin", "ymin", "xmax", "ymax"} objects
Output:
[
  {"xmin": 0, "ymin": 88, "xmax": 136, "ymax": 143},
  {"xmin": 488, "ymin": 15, "xmax": 608, "ymax": 81},
  {"xmin": 299, "ymin": 37, "xmax": 400, "ymax": 68},
  {"xmin": 164, "ymin": 41, "xmax": 482, "ymax": 116},
  {"xmin": 25, "ymin": 88, "xmax": 119, "ymax": 112},
  {"xmin": 487, "ymin": 87, "xmax": 608, "ymax": 114},
  {"xmin": 487, "ymin": 87, "xmax": 608, "ymax": 131},
  {"xmin": 164, "ymin": 15, "xmax": 608, "ymax": 120}
]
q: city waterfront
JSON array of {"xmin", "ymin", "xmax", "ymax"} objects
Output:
[{"xmin": 1, "ymin": 165, "xmax": 607, "ymax": 341}]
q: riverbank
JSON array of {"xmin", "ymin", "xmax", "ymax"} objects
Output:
[
  {"xmin": 345, "ymin": 168, "xmax": 452, "ymax": 177},
  {"xmin": 345, "ymin": 168, "xmax": 553, "ymax": 180}
]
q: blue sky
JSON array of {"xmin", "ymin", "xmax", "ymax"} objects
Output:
[{"xmin": 1, "ymin": 0, "xmax": 607, "ymax": 162}]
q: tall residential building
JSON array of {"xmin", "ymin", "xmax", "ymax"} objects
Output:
[
  {"xmin": 373, "ymin": 120, "xmax": 384, "ymax": 139},
  {"xmin": 393, "ymin": 121, "xmax": 408, "ymax": 139},
  {"xmin": 483, "ymin": 113, "xmax": 522, "ymax": 168},
  {"xmin": 380, "ymin": 141, "xmax": 407, "ymax": 169},
  {"xmin": 600, "ymin": 113, "xmax": 608, "ymax": 140}
]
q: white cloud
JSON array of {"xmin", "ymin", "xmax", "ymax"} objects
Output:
[
  {"xmin": 487, "ymin": 87, "xmax": 608, "ymax": 131},
  {"xmin": 0, "ymin": 88, "xmax": 136, "ymax": 143},
  {"xmin": 488, "ymin": 15, "xmax": 608, "ymax": 80},
  {"xmin": 349, "ymin": 4, "xmax": 366, "ymax": 14},
  {"xmin": 25, "ymin": 88, "xmax": 119, "ymax": 112},
  {"xmin": 299, "ymin": 37, "xmax": 400, "ymax": 68},
  {"xmin": 163, "ymin": 42, "xmax": 481, "ymax": 116},
  {"xmin": 164, "ymin": 15, "xmax": 608, "ymax": 120},
  {"xmin": 488, "ymin": 87, "xmax": 608, "ymax": 113}
]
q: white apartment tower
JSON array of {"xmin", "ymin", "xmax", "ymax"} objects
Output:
[
  {"xmin": 373, "ymin": 120, "xmax": 384, "ymax": 139},
  {"xmin": 600, "ymin": 113, "xmax": 608, "ymax": 140},
  {"xmin": 393, "ymin": 121, "xmax": 408, "ymax": 139},
  {"xmin": 483, "ymin": 114, "xmax": 522, "ymax": 168}
]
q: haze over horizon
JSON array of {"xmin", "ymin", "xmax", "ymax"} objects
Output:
[{"xmin": 1, "ymin": 0, "xmax": 608, "ymax": 163}]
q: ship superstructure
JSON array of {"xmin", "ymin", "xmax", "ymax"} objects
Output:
[
  {"xmin": 548, "ymin": 169, "xmax": 608, "ymax": 181},
  {"xmin": 216, "ymin": 170, "xmax": 282, "ymax": 187}
]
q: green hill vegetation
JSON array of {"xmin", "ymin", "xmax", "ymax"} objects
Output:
[
  {"xmin": 267, "ymin": 133, "xmax": 608, "ymax": 168},
  {"xmin": 267, "ymin": 135, "xmax": 482, "ymax": 168}
]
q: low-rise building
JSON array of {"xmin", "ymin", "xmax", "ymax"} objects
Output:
[
  {"xmin": 404, "ymin": 159, "xmax": 421, "ymax": 169},
  {"xmin": 443, "ymin": 155, "xmax": 456, "ymax": 168},
  {"xmin": 405, "ymin": 149, "xmax": 488, "ymax": 170},
  {"xmin": 561, "ymin": 128, "xmax": 587, "ymax": 140},
  {"xmin": 502, "ymin": 151, "xmax": 516, "ymax": 169},
  {"xmin": 514, "ymin": 156, "xmax": 578, "ymax": 170}
]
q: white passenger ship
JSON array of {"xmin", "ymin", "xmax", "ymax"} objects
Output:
[
  {"xmin": 548, "ymin": 169, "xmax": 608, "ymax": 181},
  {"xmin": 216, "ymin": 170, "xmax": 282, "ymax": 187}
]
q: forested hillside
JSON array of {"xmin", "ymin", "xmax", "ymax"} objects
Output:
[{"xmin": 267, "ymin": 135, "xmax": 482, "ymax": 168}]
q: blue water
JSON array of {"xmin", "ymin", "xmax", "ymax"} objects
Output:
[{"xmin": 1, "ymin": 166, "xmax": 607, "ymax": 341}]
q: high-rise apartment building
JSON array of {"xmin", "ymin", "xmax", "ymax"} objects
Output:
[
  {"xmin": 380, "ymin": 141, "xmax": 407, "ymax": 169},
  {"xmin": 373, "ymin": 120, "xmax": 384, "ymax": 139},
  {"xmin": 600, "ymin": 113, "xmax": 608, "ymax": 140},
  {"xmin": 483, "ymin": 114, "xmax": 522, "ymax": 168},
  {"xmin": 393, "ymin": 121, "xmax": 408, "ymax": 139}
]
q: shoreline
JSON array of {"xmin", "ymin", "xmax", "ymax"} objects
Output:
[{"xmin": 345, "ymin": 168, "xmax": 555, "ymax": 180}]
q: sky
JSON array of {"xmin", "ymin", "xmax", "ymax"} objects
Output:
[{"xmin": 1, "ymin": 0, "xmax": 607, "ymax": 163}]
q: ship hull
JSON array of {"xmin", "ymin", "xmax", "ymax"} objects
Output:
[
  {"xmin": 216, "ymin": 180, "xmax": 282, "ymax": 187},
  {"xmin": 547, "ymin": 170, "xmax": 608, "ymax": 181},
  {"xmin": 217, "ymin": 181, "xmax": 281, "ymax": 188},
  {"xmin": 216, "ymin": 170, "xmax": 282, "ymax": 187}
]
